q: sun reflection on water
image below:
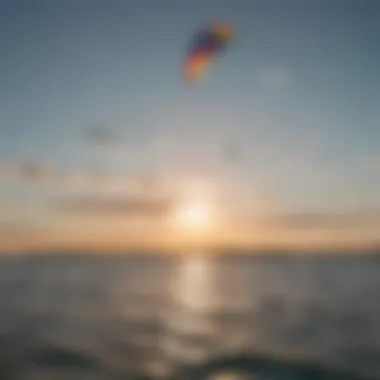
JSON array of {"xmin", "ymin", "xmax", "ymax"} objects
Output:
[
  {"xmin": 150, "ymin": 254, "xmax": 259, "ymax": 377},
  {"xmin": 175, "ymin": 254, "xmax": 218, "ymax": 311},
  {"xmin": 157, "ymin": 254, "xmax": 217, "ymax": 371}
]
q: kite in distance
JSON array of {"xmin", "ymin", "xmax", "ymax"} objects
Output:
[{"xmin": 183, "ymin": 22, "xmax": 236, "ymax": 83}]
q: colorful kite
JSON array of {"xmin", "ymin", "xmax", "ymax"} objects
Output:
[{"xmin": 183, "ymin": 22, "xmax": 235, "ymax": 82}]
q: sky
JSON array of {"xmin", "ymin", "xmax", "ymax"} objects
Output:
[{"xmin": 0, "ymin": 0, "xmax": 379, "ymax": 252}]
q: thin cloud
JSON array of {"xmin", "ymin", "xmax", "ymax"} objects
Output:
[
  {"xmin": 0, "ymin": 161, "xmax": 158, "ymax": 194},
  {"xmin": 271, "ymin": 210, "xmax": 380, "ymax": 230},
  {"xmin": 0, "ymin": 221, "xmax": 43, "ymax": 244},
  {"xmin": 19, "ymin": 162, "xmax": 59, "ymax": 182},
  {"xmin": 0, "ymin": 221, "xmax": 34, "ymax": 234},
  {"xmin": 0, "ymin": 161, "xmax": 58, "ymax": 182},
  {"xmin": 50, "ymin": 195, "xmax": 173, "ymax": 217}
]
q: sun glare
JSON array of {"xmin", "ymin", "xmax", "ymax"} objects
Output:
[
  {"xmin": 165, "ymin": 178, "xmax": 224, "ymax": 249},
  {"xmin": 174, "ymin": 200, "xmax": 213, "ymax": 231}
]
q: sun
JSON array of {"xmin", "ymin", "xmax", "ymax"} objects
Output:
[
  {"xmin": 174, "ymin": 200, "xmax": 213, "ymax": 231},
  {"xmin": 165, "ymin": 177, "xmax": 223, "ymax": 249}
]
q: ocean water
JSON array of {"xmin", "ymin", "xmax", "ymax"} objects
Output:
[{"xmin": 0, "ymin": 253, "xmax": 379, "ymax": 379}]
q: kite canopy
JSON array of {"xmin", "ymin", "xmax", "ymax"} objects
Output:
[{"xmin": 183, "ymin": 22, "xmax": 235, "ymax": 82}]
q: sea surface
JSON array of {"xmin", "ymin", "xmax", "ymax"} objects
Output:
[{"xmin": 0, "ymin": 252, "xmax": 379, "ymax": 379}]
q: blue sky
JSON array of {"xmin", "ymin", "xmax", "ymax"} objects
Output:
[{"xmin": 0, "ymin": 0, "xmax": 379, "ymax": 249}]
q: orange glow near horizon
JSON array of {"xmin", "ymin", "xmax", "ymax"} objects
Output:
[{"xmin": 1, "ymin": 172, "xmax": 380, "ymax": 253}]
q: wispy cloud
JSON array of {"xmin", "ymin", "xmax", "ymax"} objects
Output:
[
  {"xmin": 0, "ymin": 219, "xmax": 44, "ymax": 252},
  {"xmin": 0, "ymin": 161, "xmax": 157, "ymax": 193},
  {"xmin": 0, "ymin": 161, "xmax": 59, "ymax": 182},
  {"xmin": 50, "ymin": 195, "xmax": 173, "ymax": 217},
  {"xmin": 271, "ymin": 210, "xmax": 380, "ymax": 230}
]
